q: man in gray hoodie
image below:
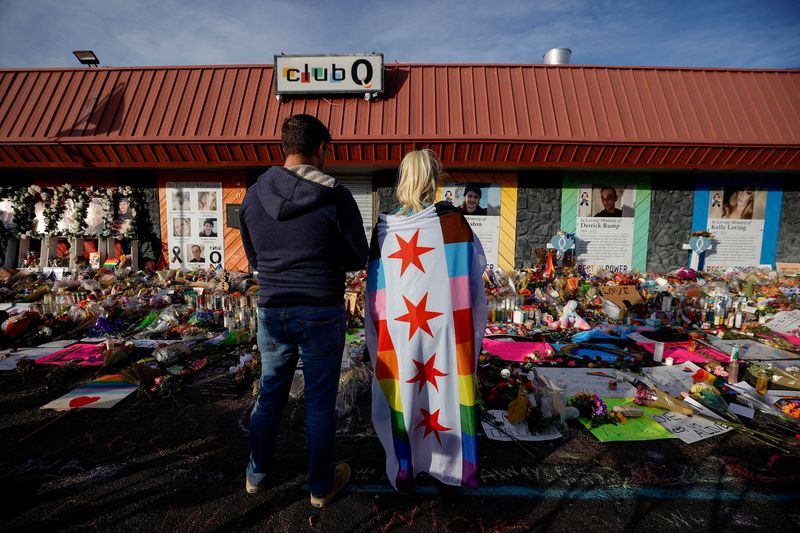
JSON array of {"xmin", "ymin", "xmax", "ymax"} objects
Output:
[{"xmin": 239, "ymin": 114, "xmax": 368, "ymax": 508}]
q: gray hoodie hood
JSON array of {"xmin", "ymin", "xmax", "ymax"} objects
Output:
[{"xmin": 256, "ymin": 165, "xmax": 336, "ymax": 220}]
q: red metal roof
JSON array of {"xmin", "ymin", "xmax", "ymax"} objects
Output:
[{"xmin": 0, "ymin": 64, "xmax": 798, "ymax": 169}]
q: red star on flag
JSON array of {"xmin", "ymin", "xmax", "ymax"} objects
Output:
[
  {"xmin": 415, "ymin": 408, "xmax": 451, "ymax": 445},
  {"xmin": 395, "ymin": 293, "xmax": 443, "ymax": 339},
  {"xmin": 407, "ymin": 353, "xmax": 448, "ymax": 393},
  {"xmin": 387, "ymin": 230, "xmax": 434, "ymax": 276}
]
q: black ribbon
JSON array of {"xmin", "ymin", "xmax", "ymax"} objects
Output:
[{"xmin": 171, "ymin": 246, "xmax": 183, "ymax": 263}]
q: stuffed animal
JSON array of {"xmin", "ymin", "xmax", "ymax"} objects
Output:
[{"xmin": 555, "ymin": 300, "xmax": 591, "ymax": 331}]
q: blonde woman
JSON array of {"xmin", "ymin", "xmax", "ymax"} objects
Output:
[
  {"xmin": 391, "ymin": 149, "xmax": 440, "ymax": 215},
  {"xmin": 366, "ymin": 150, "xmax": 487, "ymax": 494}
]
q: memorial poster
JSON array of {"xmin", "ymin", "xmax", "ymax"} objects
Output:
[
  {"xmin": 0, "ymin": 199, "xmax": 14, "ymax": 231},
  {"xmin": 439, "ymin": 182, "xmax": 502, "ymax": 270},
  {"xmin": 165, "ymin": 182, "xmax": 224, "ymax": 270},
  {"xmin": 562, "ymin": 175, "xmax": 651, "ymax": 274},
  {"xmin": 692, "ymin": 178, "xmax": 782, "ymax": 271},
  {"xmin": 85, "ymin": 198, "xmax": 105, "ymax": 236}
]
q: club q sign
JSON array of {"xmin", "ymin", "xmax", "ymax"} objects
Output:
[{"xmin": 274, "ymin": 54, "xmax": 384, "ymax": 96}]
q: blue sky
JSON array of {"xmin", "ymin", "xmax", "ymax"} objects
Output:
[{"xmin": 0, "ymin": 0, "xmax": 798, "ymax": 69}]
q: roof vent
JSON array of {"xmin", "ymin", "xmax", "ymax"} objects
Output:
[{"xmin": 543, "ymin": 48, "xmax": 572, "ymax": 65}]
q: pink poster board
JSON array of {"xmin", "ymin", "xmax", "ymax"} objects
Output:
[
  {"xmin": 482, "ymin": 338, "xmax": 554, "ymax": 362},
  {"xmin": 35, "ymin": 343, "xmax": 104, "ymax": 366}
]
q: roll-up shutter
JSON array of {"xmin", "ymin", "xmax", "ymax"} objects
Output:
[{"xmin": 335, "ymin": 176, "xmax": 373, "ymax": 243}]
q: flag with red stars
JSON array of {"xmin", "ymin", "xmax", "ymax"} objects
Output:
[{"xmin": 366, "ymin": 202, "xmax": 487, "ymax": 492}]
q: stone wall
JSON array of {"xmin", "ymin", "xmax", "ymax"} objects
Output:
[
  {"xmin": 514, "ymin": 171, "xmax": 562, "ymax": 268},
  {"xmin": 776, "ymin": 178, "xmax": 800, "ymax": 263},
  {"xmin": 646, "ymin": 174, "xmax": 695, "ymax": 272},
  {"xmin": 375, "ymin": 169, "xmax": 399, "ymax": 214}
]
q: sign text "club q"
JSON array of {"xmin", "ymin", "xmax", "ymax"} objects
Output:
[{"xmin": 274, "ymin": 54, "xmax": 384, "ymax": 96}]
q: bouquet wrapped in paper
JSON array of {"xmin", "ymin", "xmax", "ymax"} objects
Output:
[{"xmin": 634, "ymin": 384, "xmax": 694, "ymax": 415}]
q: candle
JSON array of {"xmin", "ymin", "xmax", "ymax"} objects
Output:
[{"xmin": 653, "ymin": 342, "xmax": 665, "ymax": 363}]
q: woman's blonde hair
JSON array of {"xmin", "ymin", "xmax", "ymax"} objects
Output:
[
  {"xmin": 722, "ymin": 187, "xmax": 755, "ymax": 219},
  {"xmin": 395, "ymin": 149, "xmax": 441, "ymax": 212}
]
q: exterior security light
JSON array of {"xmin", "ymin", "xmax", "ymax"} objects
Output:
[{"xmin": 73, "ymin": 50, "xmax": 99, "ymax": 67}]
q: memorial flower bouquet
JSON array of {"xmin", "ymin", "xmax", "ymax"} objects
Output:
[
  {"xmin": 633, "ymin": 383, "xmax": 695, "ymax": 415},
  {"xmin": 688, "ymin": 230, "xmax": 714, "ymax": 240},
  {"xmin": 568, "ymin": 392, "xmax": 626, "ymax": 427}
]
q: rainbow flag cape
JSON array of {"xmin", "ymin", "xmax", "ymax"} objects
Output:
[{"xmin": 366, "ymin": 203, "xmax": 487, "ymax": 492}]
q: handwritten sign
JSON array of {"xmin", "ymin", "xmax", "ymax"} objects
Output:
[
  {"xmin": 535, "ymin": 367, "xmax": 637, "ymax": 398},
  {"xmin": 641, "ymin": 362, "xmax": 702, "ymax": 397},
  {"xmin": 480, "ymin": 410, "xmax": 562, "ymax": 442},
  {"xmin": 777, "ymin": 262, "xmax": 800, "ymax": 276},
  {"xmin": 648, "ymin": 410, "xmax": 731, "ymax": 444},
  {"xmin": 705, "ymin": 337, "xmax": 799, "ymax": 363},
  {"xmin": 765, "ymin": 310, "xmax": 800, "ymax": 335},
  {"xmin": 599, "ymin": 285, "xmax": 643, "ymax": 309}
]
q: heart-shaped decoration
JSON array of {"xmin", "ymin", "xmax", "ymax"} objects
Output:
[{"xmin": 68, "ymin": 396, "xmax": 101, "ymax": 408}]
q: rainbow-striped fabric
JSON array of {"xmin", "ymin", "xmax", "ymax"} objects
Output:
[{"xmin": 366, "ymin": 203, "xmax": 487, "ymax": 492}]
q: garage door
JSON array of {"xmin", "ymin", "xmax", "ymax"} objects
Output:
[{"xmin": 335, "ymin": 176, "xmax": 373, "ymax": 243}]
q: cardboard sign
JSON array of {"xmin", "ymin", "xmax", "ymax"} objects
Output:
[
  {"xmin": 599, "ymin": 285, "xmax": 644, "ymax": 309},
  {"xmin": 777, "ymin": 262, "xmax": 800, "ymax": 276},
  {"xmin": 481, "ymin": 410, "xmax": 562, "ymax": 442},
  {"xmin": 648, "ymin": 410, "xmax": 731, "ymax": 444}
]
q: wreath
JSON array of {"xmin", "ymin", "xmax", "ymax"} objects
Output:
[
  {"xmin": 1, "ymin": 186, "xmax": 37, "ymax": 238},
  {"xmin": 63, "ymin": 184, "xmax": 89, "ymax": 237},
  {"xmin": 0, "ymin": 185, "xmax": 142, "ymax": 240},
  {"xmin": 94, "ymin": 187, "xmax": 115, "ymax": 237},
  {"xmin": 41, "ymin": 187, "xmax": 64, "ymax": 235}
]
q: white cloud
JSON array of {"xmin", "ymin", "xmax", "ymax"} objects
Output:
[{"xmin": 0, "ymin": 0, "xmax": 797, "ymax": 68}]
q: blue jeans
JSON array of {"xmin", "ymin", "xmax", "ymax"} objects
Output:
[{"xmin": 246, "ymin": 305, "xmax": 345, "ymax": 497}]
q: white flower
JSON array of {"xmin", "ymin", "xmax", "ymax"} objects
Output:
[{"xmin": 500, "ymin": 368, "xmax": 511, "ymax": 379}]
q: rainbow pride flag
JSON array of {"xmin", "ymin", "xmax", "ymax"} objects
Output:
[{"xmin": 366, "ymin": 203, "xmax": 486, "ymax": 492}]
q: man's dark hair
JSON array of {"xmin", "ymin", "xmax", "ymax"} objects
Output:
[
  {"xmin": 281, "ymin": 114, "xmax": 332, "ymax": 156},
  {"xmin": 464, "ymin": 184, "xmax": 483, "ymax": 198}
]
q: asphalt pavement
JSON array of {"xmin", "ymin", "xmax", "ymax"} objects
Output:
[{"xmin": 2, "ymin": 352, "xmax": 799, "ymax": 533}]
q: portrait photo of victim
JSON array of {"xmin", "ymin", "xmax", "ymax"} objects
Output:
[
  {"xmin": 113, "ymin": 196, "xmax": 133, "ymax": 234},
  {"xmin": 189, "ymin": 244, "xmax": 205, "ymax": 263},
  {"xmin": 171, "ymin": 190, "xmax": 189, "ymax": 211},
  {"xmin": 197, "ymin": 191, "xmax": 217, "ymax": 211},
  {"xmin": 199, "ymin": 218, "xmax": 217, "ymax": 237},
  {"xmin": 85, "ymin": 198, "xmax": 104, "ymax": 235},
  {"xmin": 589, "ymin": 184, "xmax": 635, "ymax": 218},
  {"xmin": 459, "ymin": 184, "xmax": 488, "ymax": 216},
  {"xmin": 594, "ymin": 185, "xmax": 623, "ymax": 217},
  {"xmin": 172, "ymin": 217, "xmax": 191, "ymax": 238},
  {"xmin": 708, "ymin": 186, "xmax": 766, "ymax": 220}
]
